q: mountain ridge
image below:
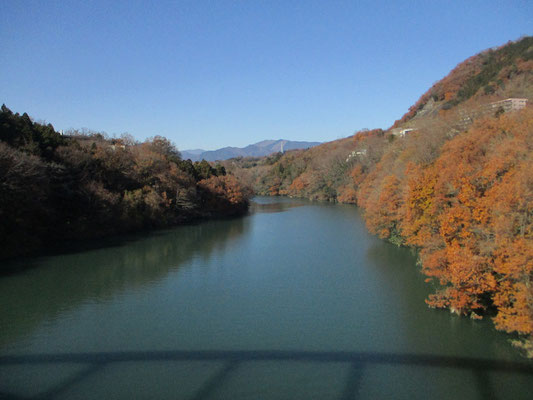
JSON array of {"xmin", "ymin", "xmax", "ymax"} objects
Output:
[{"xmin": 181, "ymin": 139, "xmax": 321, "ymax": 162}]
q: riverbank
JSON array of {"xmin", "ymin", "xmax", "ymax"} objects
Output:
[
  {"xmin": 2, "ymin": 197, "xmax": 531, "ymax": 399},
  {"xmin": 0, "ymin": 105, "xmax": 251, "ymax": 263}
]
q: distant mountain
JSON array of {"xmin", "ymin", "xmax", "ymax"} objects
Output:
[
  {"xmin": 181, "ymin": 139, "xmax": 321, "ymax": 161},
  {"xmin": 182, "ymin": 149, "xmax": 205, "ymax": 156}
]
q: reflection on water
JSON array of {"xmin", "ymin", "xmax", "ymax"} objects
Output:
[
  {"xmin": 249, "ymin": 196, "xmax": 309, "ymax": 213},
  {"xmin": 1, "ymin": 197, "xmax": 532, "ymax": 399},
  {"xmin": 0, "ymin": 217, "xmax": 249, "ymax": 347}
]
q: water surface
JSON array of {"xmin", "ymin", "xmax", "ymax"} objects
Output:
[{"xmin": 1, "ymin": 197, "xmax": 531, "ymax": 399}]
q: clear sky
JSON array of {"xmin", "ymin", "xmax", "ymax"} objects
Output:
[{"xmin": 1, "ymin": 1, "xmax": 531, "ymax": 150}]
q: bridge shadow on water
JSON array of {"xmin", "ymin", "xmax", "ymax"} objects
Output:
[{"xmin": 1, "ymin": 350, "xmax": 532, "ymax": 400}]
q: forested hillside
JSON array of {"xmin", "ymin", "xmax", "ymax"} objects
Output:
[
  {"xmin": 226, "ymin": 37, "xmax": 533, "ymax": 356},
  {"xmin": 0, "ymin": 106, "xmax": 250, "ymax": 261}
]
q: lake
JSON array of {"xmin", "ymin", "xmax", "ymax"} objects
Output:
[{"xmin": 1, "ymin": 197, "xmax": 531, "ymax": 399}]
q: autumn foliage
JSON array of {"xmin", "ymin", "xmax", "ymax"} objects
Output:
[
  {"xmin": 356, "ymin": 108, "xmax": 533, "ymax": 353},
  {"xmin": 0, "ymin": 105, "xmax": 250, "ymax": 260},
  {"xmin": 198, "ymin": 175, "xmax": 251, "ymax": 215},
  {"xmin": 403, "ymin": 111, "xmax": 532, "ymax": 329},
  {"xmin": 235, "ymin": 106, "xmax": 533, "ymax": 353},
  {"xmin": 225, "ymin": 37, "xmax": 533, "ymax": 355},
  {"xmin": 347, "ymin": 109, "xmax": 531, "ymax": 342}
]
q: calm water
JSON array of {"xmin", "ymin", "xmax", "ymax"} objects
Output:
[{"xmin": 1, "ymin": 197, "xmax": 531, "ymax": 399}]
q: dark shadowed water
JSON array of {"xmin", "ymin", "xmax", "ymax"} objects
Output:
[{"xmin": 1, "ymin": 197, "xmax": 531, "ymax": 399}]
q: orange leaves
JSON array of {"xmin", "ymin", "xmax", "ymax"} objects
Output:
[
  {"xmin": 199, "ymin": 175, "xmax": 249, "ymax": 206},
  {"xmin": 337, "ymin": 186, "xmax": 358, "ymax": 204},
  {"xmin": 361, "ymin": 174, "xmax": 405, "ymax": 244},
  {"xmin": 401, "ymin": 165, "xmax": 439, "ymax": 247},
  {"xmin": 288, "ymin": 174, "xmax": 309, "ymax": 193},
  {"xmin": 487, "ymin": 159, "xmax": 533, "ymax": 240},
  {"xmin": 358, "ymin": 107, "xmax": 533, "ymax": 338},
  {"xmin": 444, "ymin": 91, "xmax": 455, "ymax": 101},
  {"xmin": 494, "ymin": 239, "xmax": 532, "ymax": 277},
  {"xmin": 418, "ymin": 109, "xmax": 533, "ymax": 333},
  {"xmin": 426, "ymin": 287, "xmax": 478, "ymax": 314},
  {"xmin": 421, "ymin": 241, "xmax": 497, "ymax": 314},
  {"xmin": 349, "ymin": 164, "xmax": 366, "ymax": 186},
  {"xmin": 493, "ymin": 281, "xmax": 533, "ymax": 335},
  {"xmin": 197, "ymin": 175, "xmax": 250, "ymax": 217},
  {"xmin": 491, "ymin": 237, "xmax": 533, "ymax": 335},
  {"xmin": 438, "ymin": 205, "xmax": 473, "ymax": 243},
  {"xmin": 445, "ymin": 242, "xmax": 496, "ymax": 294}
]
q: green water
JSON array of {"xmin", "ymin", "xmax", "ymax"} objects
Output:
[{"xmin": 0, "ymin": 197, "xmax": 531, "ymax": 399}]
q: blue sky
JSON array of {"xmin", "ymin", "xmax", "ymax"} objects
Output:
[{"xmin": 1, "ymin": 1, "xmax": 531, "ymax": 150}]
